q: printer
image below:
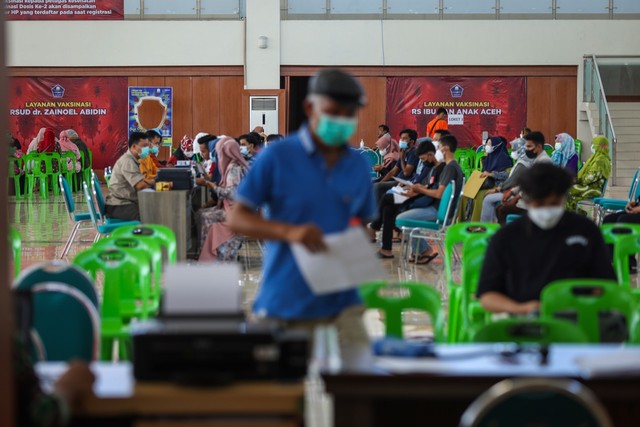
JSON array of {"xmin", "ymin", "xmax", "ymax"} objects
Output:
[{"xmin": 131, "ymin": 264, "xmax": 309, "ymax": 383}]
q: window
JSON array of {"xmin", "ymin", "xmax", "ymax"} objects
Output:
[
  {"xmin": 386, "ymin": 0, "xmax": 439, "ymax": 15},
  {"xmin": 500, "ymin": 0, "xmax": 552, "ymax": 18},
  {"xmin": 288, "ymin": 0, "xmax": 326, "ymax": 14},
  {"xmin": 201, "ymin": 0, "xmax": 241, "ymax": 17},
  {"xmin": 556, "ymin": 0, "xmax": 609, "ymax": 18},
  {"xmin": 613, "ymin": 0, "xmax": 640, "ymax": 16},
  {"xmin": 144, "ymin": 0, "xmax": 197, "ymax": 18},
  {"xmin": 124, "ymin": 0, "xmax": 141, "ymax": 16},
  {"xmin": 331, "ymin": 0, "xmax": 383, "ymax": 14},
  {"xmin": 444, "ymin": 0, "xmax": 496, "ymax": 18}
]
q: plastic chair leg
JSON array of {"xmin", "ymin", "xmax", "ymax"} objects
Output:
[
  {"xmin": 51, "ymin": 175, "xmax": 61, "ymax": 196},
  {"xmin": 447, "ymin": 287, "xmax": 462, "ymax": 343},
  {"xmin": 39, "ymin": 177, "xmax": 49, "ymax": 200}
]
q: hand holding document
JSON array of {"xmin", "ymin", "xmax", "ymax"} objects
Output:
[
  {"xmin": 390, "ymin": 185, "xmax": 410, "ymax": 204},
  {"xmin": 393, "ymin": 177, "xmax": 412, "ymax": 186},
  {"xmin": 291, "ymin": 227, "xmax": 385, "ymax": 295}
]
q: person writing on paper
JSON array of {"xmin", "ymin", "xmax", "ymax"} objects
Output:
[
  {"xmin": 374, "ymin": 128, "xmax": 419, "ymax": 201},
  {"xmin": 477, "ymin": 163, "xmax": 615, "ymax": 314},
  {"xmin": 229, "ymin": 69, "xmax": 376, "ymax": 369},
  {"xmin": 396, "ymin": 134, "xmax": 464, "ymax": 264}
]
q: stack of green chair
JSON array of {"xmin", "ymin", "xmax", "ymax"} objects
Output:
[
  {"xmin": 40, "ymin": 152, "xmax": 62, "ymax": 196},
  {"xmin": 8, "ymin": 157, "xmax": 24, "ymax": 199},
  {"xmin": 472, "ymin": 318, "xmax": 589, "ymax": 344},
  {"xmin": 59, "ymin": 152, "xmax": 77, "ymax": 193},
  {"xmin": 111, "ymin": 224, "xmax": 178, "ymax": 265},
  {"xmin": 24, "ymin": 152, "xmax": 49, "ymax": 199},
  {"xmin": 443, "ymin": 223, "xmax": 499, "ymax": 342},
  {"xmin": 9, "ymin": 226, "xmax": 21, "ymax": 279},
  {"xmin": 359, "ymin": 281, "xmax": 444, "ymax": 341},
  {"xmin": 474, "ymin": 150, "xmax": 486, "ymax": 171},
  {"xmin": 73, "ymin": 248, "xmax": 151, "ymax": 361}
]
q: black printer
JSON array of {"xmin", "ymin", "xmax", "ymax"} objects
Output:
[{"xmin": 131, "ymin": 318, "xmax": 309, "ymax": 384}]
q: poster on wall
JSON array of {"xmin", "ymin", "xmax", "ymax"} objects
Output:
[
  {"xmin": 128, "ymin": 87, "xmax": 173, "ymax": 146},
  {"xmin": 6, "ymin": 0, "xmax": 124, "ymax": 20},
  {"xmin": 9, "ymin": 76, "xmax": 129, "ymax": 168},
  {"xmin": 386, "ymin": 77, "xmax": 527, "ymax": 148}
]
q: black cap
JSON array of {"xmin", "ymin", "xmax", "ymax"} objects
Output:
[{"xmin": 308, "ymin": 69, "xmax": 367, "ymax": 108}]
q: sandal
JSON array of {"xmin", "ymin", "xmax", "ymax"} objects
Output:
[
  {"xmin": 377, "ymin": 251, "xmax": 394, "ymax": 259},
  {"xmin": 416, "ymin": 253, "xmax": 439, "ymax": 265}
]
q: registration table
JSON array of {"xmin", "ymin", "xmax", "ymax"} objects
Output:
[
  {"xmin": 37, "ymin": 363, "xmax": 303, "ymax": 427},
  {"xmin": 323, "ymin": 344, "xmax": 640, "ymax": 427},
  {"xmin": 139, "ymin": 190, "xmax": 190, "ymax": 260}
]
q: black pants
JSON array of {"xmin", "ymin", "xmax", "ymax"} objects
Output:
[
  {"xmin": 370, "ymin": 193, "xmax": 400, "ymax": 251},
  {"xmin": 105, "ymin": 203, "xmax": 140, "ymax": 221},
  {"xmin": 373, "ymin": 181, "xmax": 396, "ymax": 204},
  {"xmin": 602, "ymin": 211, "xmax": 640, "ymax": 269}
]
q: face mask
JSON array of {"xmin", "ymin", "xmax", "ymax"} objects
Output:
[
  {"xmin": 399, "ymin": 141, "xmax": 409, "ymax": 150},
  {"xmin": 379, "ymin": 148, "xmax": 387, "ymax": 157},
  {"xmin": 184, "ymin": 150, "xmax": 193, "ymax": 157},
  {"xmin": 150, "ymin": 146, "xmax": 159, "ymax": 155},
  {"xmin": 139, "ymin": 146, "xmax": 150, "ymax": 159},
  {"xmin": 435, "ymin": 149, "xmax": 445, "ymax": 163},
  {"xmin": 591, "ymin": 145, "xmax": 596, "ymax": 154},
  {"xmin": 485, "ymin": 145, "xmax": 494, "ymax": 154},
  {"xmin": 525, "ymin": 149, "xmax": 537, "ymax": 159},
  {"xmin": 511, "ymin": 151, "xmax": 519, "ymax": 160},
  {"xmin": 528, "ymin": 206, "xmax": 565, "ymax": 230},
  {"xmin": 555, "ymin": 142, "xmax": 563, "ymax": 151},
  {"xmin": 316, "ymin": 114, "xmax": 357, "ymax": 147},
  {"xmin": 240, "ymin": 146, "xmax": 249, "ymax": 156}
]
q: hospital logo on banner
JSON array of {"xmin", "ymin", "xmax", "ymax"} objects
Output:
[
  {"xmin": 51, "ymin": 84, "xmax": 65, "ymax": 98},
  {"xmin": 450, "ymin": 84, "xmax": 464, "ymax": 98}
]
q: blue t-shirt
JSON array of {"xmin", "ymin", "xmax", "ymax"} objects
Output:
[
  {"xmin": 236, "ymin": 126, "xmax": 377, "ymax": 320},
  {"xmin": 396, "ymin": 147, "xmax": 419, "ymax": 180}
]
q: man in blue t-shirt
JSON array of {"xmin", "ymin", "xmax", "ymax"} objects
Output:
[
  {"xmin": 374, "ymin": 128, "xmax": 419, "ymax": 202},
  {"xmin": 229, "ymin": 69, "xmax": 377, "ymax": 369}
]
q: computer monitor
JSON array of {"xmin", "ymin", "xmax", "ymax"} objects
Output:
[{"xmin": 156, "ymin": 168, "xmax": 193, "ymax": 190}]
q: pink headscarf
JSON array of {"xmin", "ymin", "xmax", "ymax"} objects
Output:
[
  {"xmin": 216, "ymin": 137, "xmax": 249, "ymax": 188},
  {"xmin": 28, "ymin": 127, "xmax": 47, "ymax": 153},
  {"xmin": 375, "ymin": 133, "xmax": 400, "ymax": 167},
  {"xmin": 59, "ymin": 130, "xmax": 82, "ymax": 172}
]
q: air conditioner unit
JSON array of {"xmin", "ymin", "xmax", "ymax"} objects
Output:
[{"xmin": 249, "ymin": 96, "xmax": 278, "ymax": 135}]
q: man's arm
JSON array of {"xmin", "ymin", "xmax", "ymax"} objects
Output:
[
  {"xmin": 380, "ymin": 165, "xmax": 399, "ymax": 182},
  {"xmin": 228, "ymin": 204, "xmax": 327, "ymax": 253},
  {"xmin": 134, "ymin": 178, "xmax": 154, "ymax": 191},
  {"xmin": 479, "ymin": 292, "xmax": 540, "ymax": 315},
  {"xmin": 408, "ymin": 183, "xmax": 445, "ymax": 199}
]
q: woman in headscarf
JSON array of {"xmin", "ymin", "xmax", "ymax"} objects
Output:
[
  {"xmin": 37, "ymin": 128, "xmax": 62, "ymax": 174},
  {"xmin": 372, "ymin": 132, "xmax": 399, "ymax": 177},
  {"xmin": 551, "ymin": 133, "xmax": 579, "ymax": 176},
  {"xmin": 197, "ymin": 137, "xmax": 249, "ymax": 261},
  {"xmin": 458, "ymin": 136, "xmax": 514, "ymax": 222},
  {"xmin": 27, "ymin": 127, "xmax": 46, "ymax": 154},
  {"xmin": 66, "ymin": 129, "xmax": 91, "ymax": 170},
  {"xmin": 193, "ymin": 132, "xmax": 208, "ymax": 158},
  {"xmin": 566, "ymin": 136, "xmax": 612, "ymax": 212},
  {"xmin": 58, "ymin": 130, "xmax": 82, "ymax": 173},
  {"xmin": 480, "ymin": 137, "xmax": 535, "ymax": 222},
  {"xmin": 168, "ymin": 135, "xmax": 196, "ymax": 166}
]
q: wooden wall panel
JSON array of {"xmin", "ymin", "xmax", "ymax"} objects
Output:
[
  {"xmin": 355, "ymin": 77, "xmax": 387, "ymax": 148},
  {"xmin": 218, "ymin": 76, "xmax": 245, "ymax": 137},
  {"xmin": 136, "ymin": 76, "xmax": 166, "ymax": 87},
  {"xmin": 192, "ymin": 77, "xmax": 221, "ymax": 136},
  {"xmin": 527, "ymin": 76, "xmax": 577, "ymax": 144},
  {"xmin": 165, "ymin": 77, "xmax": 193, "ymax": 149}
]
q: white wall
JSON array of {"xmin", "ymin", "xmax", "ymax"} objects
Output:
[
  {"xmin": 6, "ymin": 21, "xmax": 245, "ymax": 67},
  {"xmin": 245, "ymin": 0, "xmax": 280, "ymax": 89}
]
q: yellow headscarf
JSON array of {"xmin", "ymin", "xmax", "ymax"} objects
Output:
[{"xmin": 577, "ymin": 135, "xmax": 611, "ymax": 182}]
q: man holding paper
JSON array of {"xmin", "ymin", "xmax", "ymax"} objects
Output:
[{"xmin": 229, "ymin": 69, "xmax": 377, "ymax": 369}]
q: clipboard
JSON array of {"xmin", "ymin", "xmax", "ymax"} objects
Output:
[{"xmin": 462, "ymin": 170, "xmax": 488, "ymax": 199}]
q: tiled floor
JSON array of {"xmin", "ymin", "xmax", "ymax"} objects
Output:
[{"xmin": 9, "ymin": 190, "xmax": 452, "ymax": 338}]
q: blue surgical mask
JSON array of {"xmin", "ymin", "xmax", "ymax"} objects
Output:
[
  {"xmin": 139, "ymin": 146, "xmax": 150, "ymax": 159},
  {"xmin": 315, "ymin": 114, "xmax": 357, "ymax": 147},
  {"xmin": 150, "ymin": 146, "xmax": 159, "ymax": 155},
  {"xmin": 399, "ymin": 141, "xmax": 409, "ymax": 150},
  {"xmin": 240, "ymin": 146, "xmax": 249, "ymax": 156}
]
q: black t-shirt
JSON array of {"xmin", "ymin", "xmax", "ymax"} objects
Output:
[
  {"xmin": 477, "ymin": 212, "xmax": 616, "ymax": 303},
  {"xmin": 435, "ymin": 160, "xmax": 464, "ymax": 210},
  {"xmin": 395, "ymin": 147, "xmax": 419, "ymax": 180}
]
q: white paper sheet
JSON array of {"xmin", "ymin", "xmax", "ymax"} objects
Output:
[
  {"xmin": 390, "ymin": 186, "xmax": 410, "ymax": 204},
  {"xmin": 291, "ymin": 227, "xmax": 385, "ymax": 295},
  {"xmin": 393, "ymin": 177, "xmax": 412, "ymax": 186}
]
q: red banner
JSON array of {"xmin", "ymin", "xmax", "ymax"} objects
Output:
[
  {"xmin": 386, "ymin": 77, "xmax": 527, "ymax": 148},
  {"xmin": 6, "ymin": 0, "xmax": 124, "ymax": 20},
  {"xmin": 9, "ymin": 77, "xmax": 129, "ymax": 169}
]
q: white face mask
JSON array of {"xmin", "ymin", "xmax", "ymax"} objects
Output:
[
  {"xmin": 485, "ymin": 145, "xmax": 494, "ymax": 154},
  {"xmin": 435, "ymin": 149, "xmax": 445, "ymax": 163},
  {"xmin": 591, "ymin": 145, "xmax": 596, "ymax": 154},
  {"xmin": 184, "ymin": 150, "xmax": 194, "ymax": 157},
  {"xmin": 555, "ymin": 142, "xmax": 563, "ymax": 151},
  {"xmin": 511, "ymin": 151, "xmax": 519, "ymax": 160},
  {"xmin": 240, "ymin": 146, "xmax": 249, "ymax": 156},
  {"xmin": 528, "ymin": 206, "xmax": 565, "ymax": 230},
  {"xmin": 379, "ymin": 148, "xmax": 387, "ymax": 157}
]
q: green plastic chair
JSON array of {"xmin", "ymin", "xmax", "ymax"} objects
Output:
[
  {"xmin": 9, "ymin": 226, "xmax": 22, "ymax": 278},
  {"xmin": 24, "ymin": 152, "xmax": 49, "ymax": 199},
  {"xmin": 443, "ymin": 223, "xmax": 499, "ymax": 343},
  {"xmin": 544, "ymin": 144, "xmax": 554, "ymax": 157},
  {"xmin": 474, "ymin": 151, "xmax": 486, "ymax": 171},
  {"xmin": 73, "ymin": 248, "xmax": 151, "ymax": 361},
  {"xmin": 359, "ymin": 281, "xmax": 444, "ymax": 341},
  {"xmin": 60, "ymin": 151, "xmax": 77, "ymax": 193},
  {"xmin": 111, "ymin": 224, "xmax": 178, "ymax": 265},
  {"xmin": 40, "ymin": 152, "xmax": 62, "ymax": 196},
  {"xmin": 605, "ymin": 234, "xmax": 640, "ymax": 304},
  {"xmin": 92, "ymin": 236, "xmax": 164, "ymax": 315},
  {"xmin": 8, "ymin": 157, "xmax": 24, "ymax": 199},
  {"xmin": 472, "ymin": 318, "xmax": 589, "ymax": 344},
  {"xmin": 541, "ymin": 279, "xmax": 639, "ymax": 343},
  {"xmin": 13, "ymin": 261, "xmax": 100, "ymax": 361},
  {"xmin": 458, "ymin": 238, "xmax": 494, "ymax": 342}
]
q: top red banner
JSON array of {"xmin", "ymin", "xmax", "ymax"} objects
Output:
[{"xmin": 6, "ymin": 0, "xmax": 124, "ymax": 20}]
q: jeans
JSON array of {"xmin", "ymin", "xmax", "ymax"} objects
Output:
[
  {"xmin": 481, "ymin": 192, "xmax": 504, "ymax": 223},
  {"xmin": 396, "ymin": 206, "xmax": 437, "ymax": 254}
]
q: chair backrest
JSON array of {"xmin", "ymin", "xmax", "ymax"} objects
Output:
[
  {"xmin": 40, "ymin": 152, "xmax": 61, "ymax": 173},
  {"xmin": 60, "ymin": 151, "xmax": 76, "ymax": 173},
  {"xmin": 91, "ymin": 171, "xmax": 107, "ymax": 218},
  {"xmin": 13, "ymin": 261, "xmax": 100, "ymax": 361},
  {"xmin": 461, "ymin": 237, "xmax": 492, "ymax": 298},
  {"xmin": 544, "ymin": 144, "xmax": 554, "ymax": 156},
  {"xmin": 605, "ymin": 233, "xmax": 640, "ymax": 287},
  {"xmin": 59, "ymin": 175, "xmax": 76, "ymax": 219},
  {"xmin": 629, "ymin": 167, "xmax": 640, "ymax": 202},
  {"xmin": 83, "ymin": 181, "xmax": 101, "ymax": 228},
  {"xmin": 460, "ymin": 378, "xmax": 612, "ymax": 427},
  {"xmin": 540, "ymin": 279, "xmax": 637, "ymax": 343},
  {"xmin": 506, "ymin": 214, "xmax": 522, "ymax": 224},
  {"xmin": 9, "ymin": 226, "xmax": 22, "ymax": 278},
  {"xmin": 359, "ymin": 282, "xmax": 444, "ymax": 341},
  {"xmin": 443, "ymin": 223, "xmax": 500, "ymax": 287},
  {"xmin": 436, "ymin": 181, "xmax": 456, "ymax": 225},
  {"xmin": 471, "ymin": 318, "xmax": 589, "ymax": 344},
  {"xmin": 25, "ymin": 152, "xmax": 43, "ymax": 176},
  {"xmin": 110, "ymin": 224, "xmax": 178, "ymax": 264},
  {"xmin": 474, "ymin": 151, "xmax": 486, "ymax": 170},
  {"xmin": 8, "ymin": 157, "xmax": 23, "ymax": 178}
]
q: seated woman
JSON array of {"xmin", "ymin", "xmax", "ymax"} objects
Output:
[
  {"xmin": 197, "ymin": 137, "xmax": 249, "ymax": 261},
  {"xmin": 372, "ymin": 132, "xmax": 399, "ymax": 179},
  {"xmin": 551, "ymin": 132, "xmax": 579, "ymax": 176},
  {"xmin": 58, "ymin": 130, "xmax": 82, "ymax": 174},
  {"xmin": 37, "ymin": 128, "xmax": 62, "ymax": 174},
  {"xmin": 368, "ymin": 139, "xmax": 444, "ymax": 259},
  {"xmin": 168, "ymin": 135, "xmax": 198, "ymax": 166},
  {"xmin": 458, "ymin": 136, "xmax": 513, "ymax": 222},
  {"xmin": 480, "ymin": 138, "xmax": 534, "ymax": 223},
  {"xmin": 566, "ymin": 136, "xmax": 611, "ymax": 213}
]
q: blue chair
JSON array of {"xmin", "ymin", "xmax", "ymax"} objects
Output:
[
  {"xmin": 593, "ymin": 166, "xmax": 640, "ymax": 221},
  {"xmin": 91, "ymin": 171, "xmax": 130, "ymax": 225},
  {"xmin": 13, "ymin": 261, "xmax": 100, "ymax": 361},
  {"xmin": 59, "ymin": 175, "xmax": 92, "ymax": 259},
  {"xmin": 83, "ymin": 182, "xmax": 140, "ymax": 242},
  {"xmin": 358, "ymin": 148, "xmax": 381, "ymax": 179},
  {"xmin": 396, "ymin": 180, "xmax": 463, "ymax": 263},
  {"xmin": 506, "ymin": 214, "xmax": 522, "ymax": 224}
]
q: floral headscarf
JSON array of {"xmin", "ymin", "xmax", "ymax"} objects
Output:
[{"xmin": 551, "ymin": 133, "xmax": 577, "ymax": 168}]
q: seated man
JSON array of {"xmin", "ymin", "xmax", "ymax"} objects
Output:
[
  {"xmin": 373, "ymin": 128, "xmax": 419, "ymax": 200},
  {"xmin": 104, "ymin": 132, "xmax": 155, "ymax": 221},
  {"xmin": 477, "ymin": 163, "xmax": 615, "ymax": 315},
  {"xmin": 238, "ymin": 133, "xmax": 260, "ymax": 164}
]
